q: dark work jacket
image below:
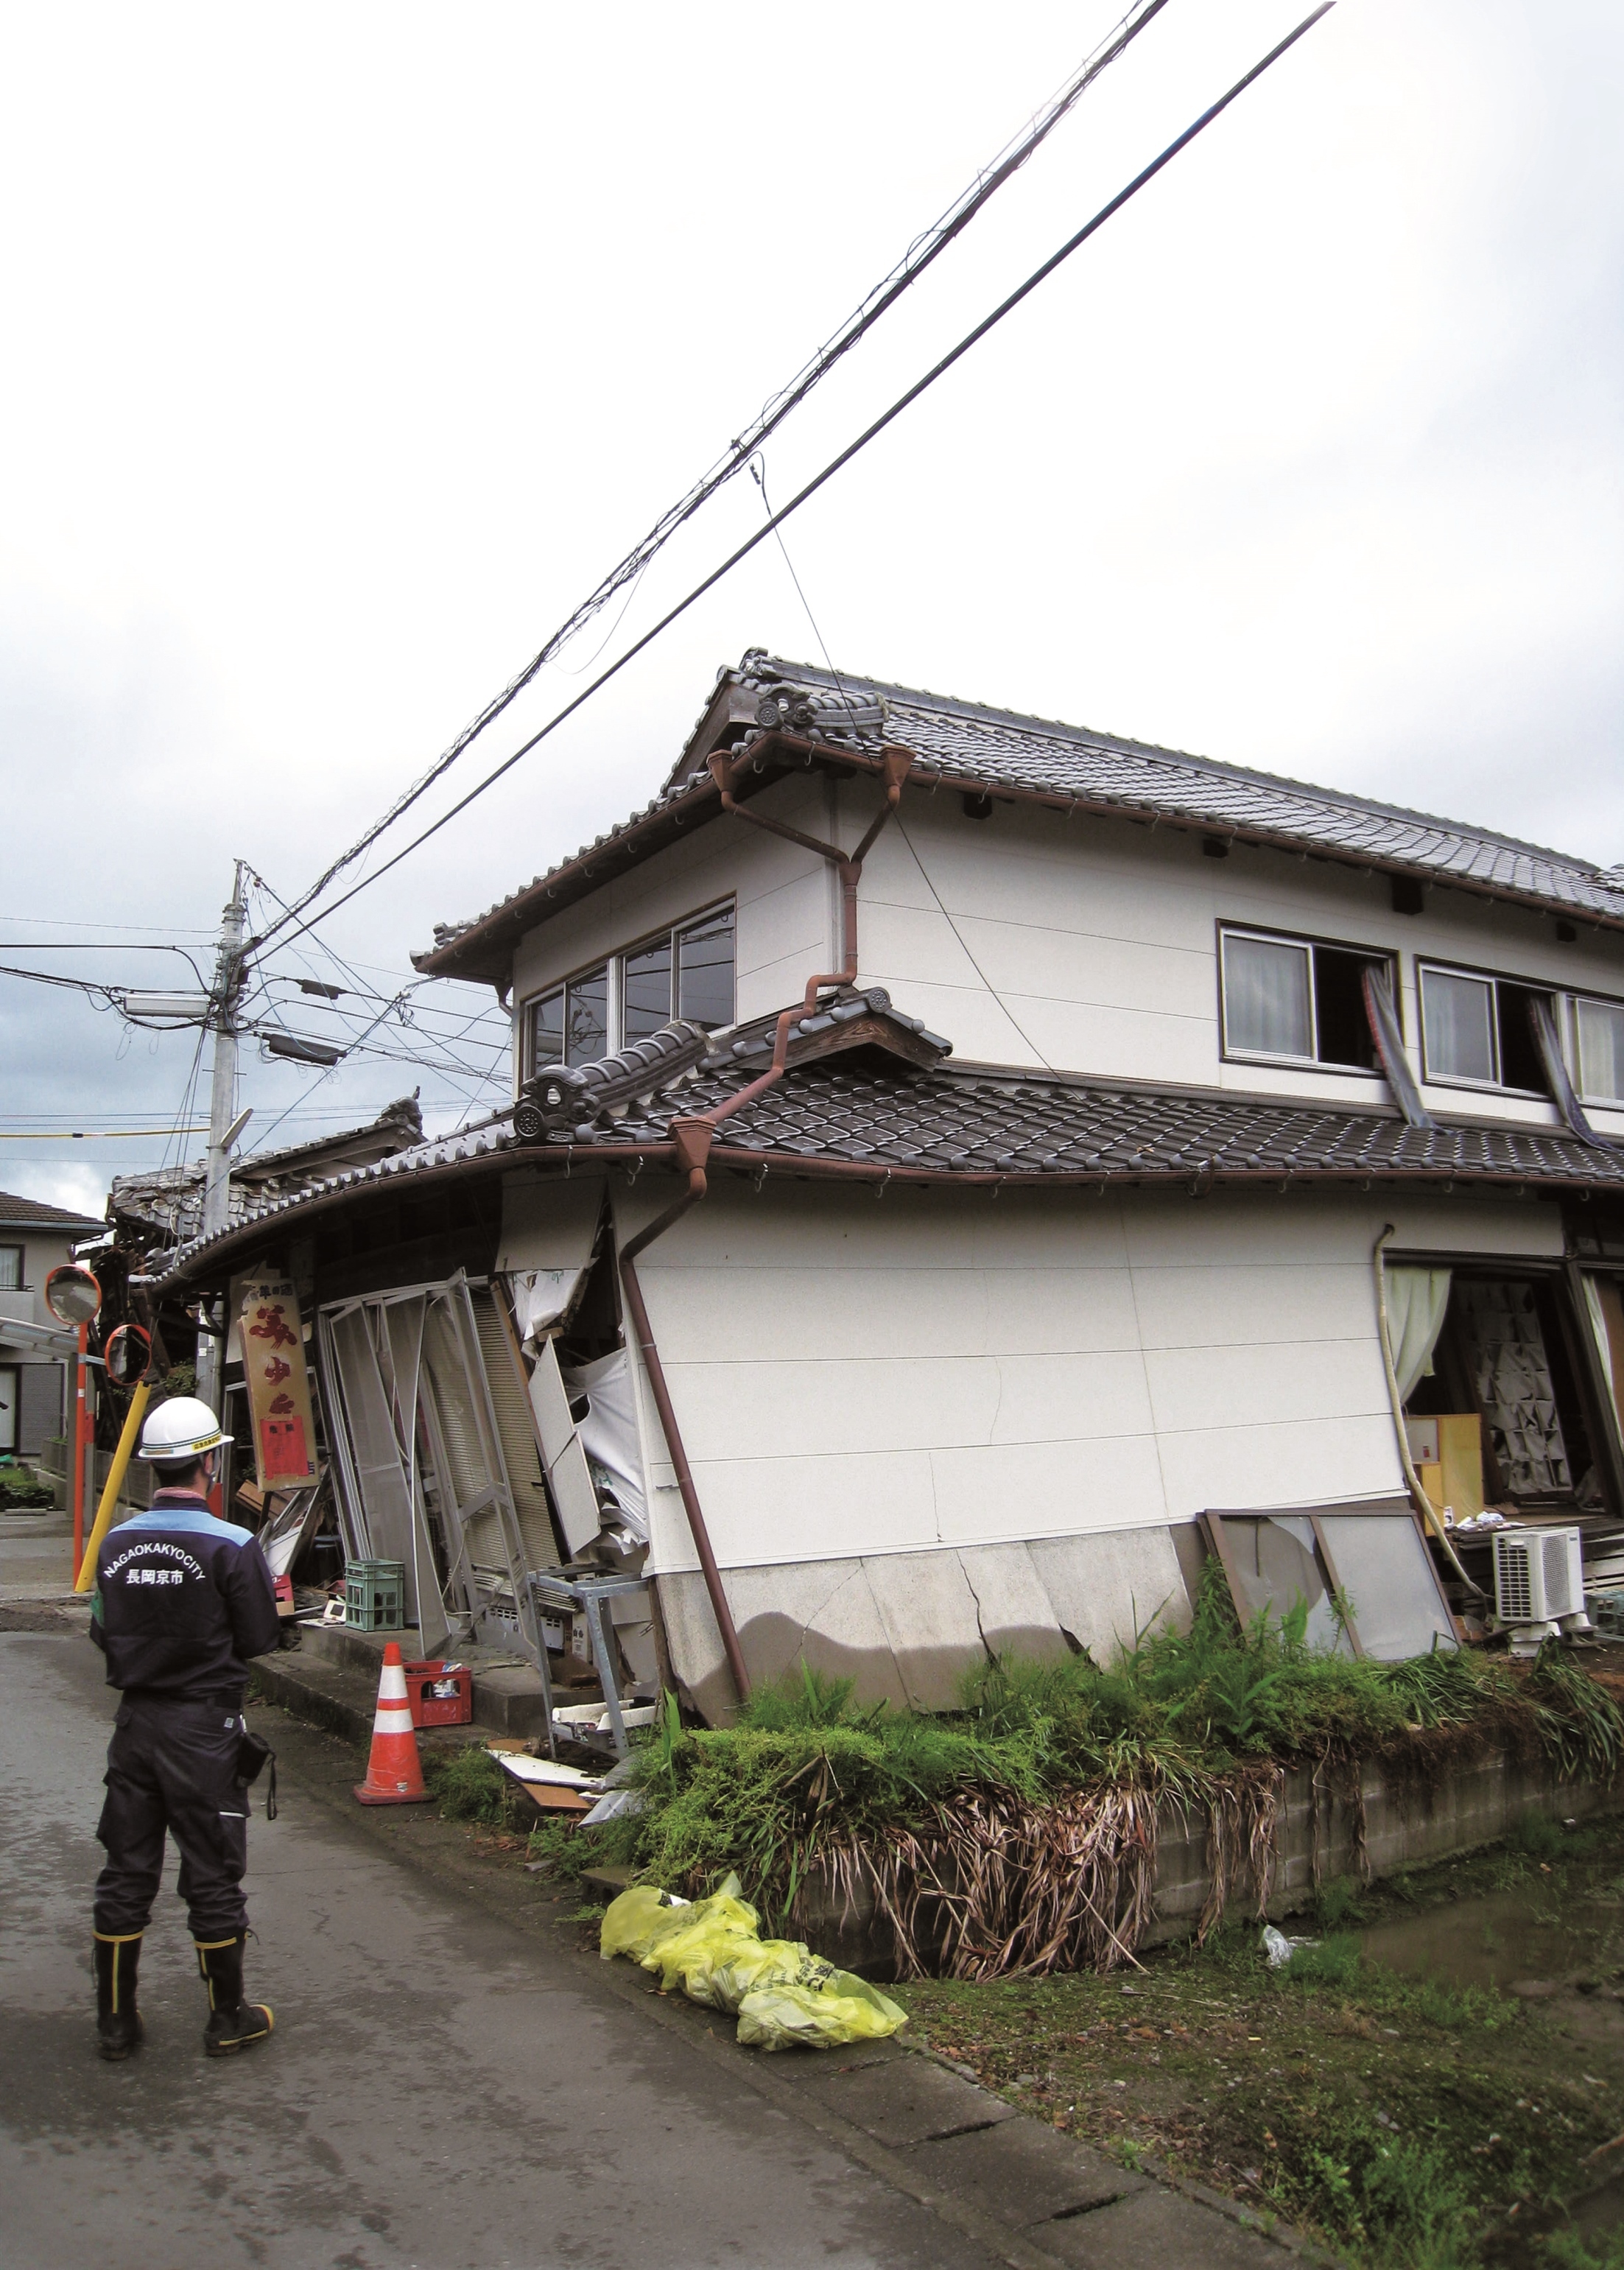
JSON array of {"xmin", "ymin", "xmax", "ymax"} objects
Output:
[{"xmin": 91, "ymin": 1492, "xmax": 281, "ymax": 1703}]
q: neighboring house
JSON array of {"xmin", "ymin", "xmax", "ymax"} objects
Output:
[
  {"xmin": 0, "ymin": 1192, "xmax": 108, "ymax": 1458},
  {"xmin": 110, "ymin": 1096, "xmax": 425, "ymax": 1261},
  {"xmin": 156, "ymin": 652, "xmax": 1624, "ymax": 1719}
]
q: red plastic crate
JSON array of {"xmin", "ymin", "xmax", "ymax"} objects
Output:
[{"xmin": 401, "ymin": 1658, "xmax": 472, "ymax": 1728}]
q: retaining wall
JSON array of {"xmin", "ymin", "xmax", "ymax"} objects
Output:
[{"xmin": 803, "ymin": 1746, "xmax": 1624, "ymax": 1975}]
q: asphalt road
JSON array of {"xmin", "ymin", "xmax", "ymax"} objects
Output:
[{"xmin": 0, "ymin": 1626, "xmax": 1008, "ymax": 2270}]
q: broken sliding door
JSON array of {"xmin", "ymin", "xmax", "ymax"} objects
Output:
[{"xmin": 318, "ymin": 1275, "xmax": 544, "ymax": 1660}]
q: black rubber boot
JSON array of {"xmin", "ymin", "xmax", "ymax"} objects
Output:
[
  {"xmin": 195, "ymin": 1933, "xmax": 275, "ymax": 2057},
  {"xmin": 94, "ymin": 1933, "xmax": 144, "ymax": 2061}
]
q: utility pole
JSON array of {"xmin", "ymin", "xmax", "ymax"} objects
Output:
[{"xmin": 195, "ymin": 861, "xmax": 247, "ymax": 1414}]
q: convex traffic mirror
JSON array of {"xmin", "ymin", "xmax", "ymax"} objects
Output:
[{"xmin": 44, "ymin": 1264, "xmax": 102, "ymax": 1328}]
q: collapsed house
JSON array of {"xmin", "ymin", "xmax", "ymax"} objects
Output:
[{"xmin": 153, "ymin": 653, "xmax": 1624, "ymax": 1720}]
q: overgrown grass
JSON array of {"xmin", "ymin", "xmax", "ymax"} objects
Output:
[
  {"xmin": 597, "ymin": 1573, "xmax": 1624, "ymax": 1946},
  {"xmin": 421, "ymin": 1743, "xmax": 524, "ymax": 1828}
]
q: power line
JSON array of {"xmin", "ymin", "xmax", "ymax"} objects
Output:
[
  {"xmin": 267, "ymin": 5, "xmax": 1335, "ymax": 955},
  {"xmin": 247, "ymin": 0, "xmax": 1173, "ymax": 955},
  {"xmin": 0, "ymin": 1128, "xmax": 211, "ymax": 1140}
]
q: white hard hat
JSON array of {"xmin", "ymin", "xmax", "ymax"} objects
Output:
[{"xmin": 137, "ymin": 1396, "xmax": 233, "ymax": 1464}]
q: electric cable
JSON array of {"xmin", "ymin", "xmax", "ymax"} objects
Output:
[
  {"xmin": 247, "ymin": 0, "xmax": 1175, "ymax": 953},
  {"xmin": 264, "ymin": 5, "xmax": 1334, "ymax": 957}
]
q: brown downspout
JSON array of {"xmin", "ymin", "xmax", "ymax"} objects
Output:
[
  {"xmin": 706, "ymin": 742, "xmax": 913, "ymax": 1108},
  {"xmin": 617, "ymin": 1117, "xmax": 753, "ymax": 1704},
  {"xmin": 616, "ymin": 752, "xmax": 914, "ymax": 1708}
]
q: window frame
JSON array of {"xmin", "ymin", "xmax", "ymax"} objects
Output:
[
  {"xmin": 1415, "ymin": 957, "xmax": 1563, "ymax": 1097},
  {"xmin": 0, "ymin": 1244, "xmax": 24, "ymax": 1293},
  {"xmin": 520, "ymin": 899, "xmax": 735, "ymax": 1078},
  {"xmin": 1216, "ymin": 922, "xmax": 1396, "ymax": 1077}
]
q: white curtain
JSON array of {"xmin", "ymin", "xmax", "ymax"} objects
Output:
[
  {"xmin": 1583, "ymin": 1274, "xmax": 1621, "ymax": 1430},
  {"xmin": 1387, "ymin": 1265, "xmax": 1452, "ymax": 1402}
]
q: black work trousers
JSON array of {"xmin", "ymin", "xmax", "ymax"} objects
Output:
[{"xmin": 94, "ymin": 1693, "xmax": 253, "ymax": 1940}]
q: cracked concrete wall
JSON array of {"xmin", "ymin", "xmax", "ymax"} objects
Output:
[{"xmin": 655, "ymin": 1526, "xmax": 1192, "ymax": 1721}]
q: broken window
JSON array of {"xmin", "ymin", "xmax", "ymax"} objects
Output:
[
  {"xmin": 1218, "ymin": 928, "xmax": 1386, "ymax": 1071},
  {"xmin": 1203, "ymin": 1500, "xmax": 1456, "ymax": 1660}
]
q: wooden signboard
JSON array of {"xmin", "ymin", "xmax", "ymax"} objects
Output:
[{"xmin": 238, "ymin": 1276, "xmax": 320, "ymax": 1490}]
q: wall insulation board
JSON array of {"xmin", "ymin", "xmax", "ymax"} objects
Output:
[
  {"xmin": 496, "ymin": 1173, "xmax": 605, "ymax": 1276},
  {"xmin": 608, "ymin": 1174, "xmax": 1564, "ymax": 1580}
]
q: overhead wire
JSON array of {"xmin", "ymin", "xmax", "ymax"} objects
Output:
[
  {"xmin": 246, "ymin": 0, "xmax": 1175, "ymax": 955},
  {"xmin": 262, "ymin": 5, "xmax": 1335, "ymax": 957}
]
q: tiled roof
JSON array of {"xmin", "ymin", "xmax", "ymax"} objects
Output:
[
  {"xmin": 0, "ymin": 1190, "xmax": 106, "ymax": 1233},
  {"xmin": 110, "ymin": 1097, "xmax": 424, "ymax": 1251},
  {"xmin": 415, "ymin": 652, "xmax": 1624, "ymax": 981},
  {"xmin": 157, "ymin": 1008, "xmax": 1624, "ymax": 1288},
  {"xmin": 595, "ymin": 1057, "xmax": 1624, "ymax": 1190},
  {"xmin": 726, "ymin": 658, "xmax": 1624, "ymax": 918}
]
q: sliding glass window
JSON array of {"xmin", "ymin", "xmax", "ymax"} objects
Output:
[
  {"xmin": 1418, "ymin": 963, "xmax": 1550, "ymax": 1094},
  {"xmin": 1218, "ymin": 928, "xmax": 1387, "ymax": 1070},
  {"xmin": 1575, "ymin": 995, "xmax": 1624, "ymax": 1104},
  {"xmin": 525, "ymin": 904, "xmax": 734, "ymax": 1074}
]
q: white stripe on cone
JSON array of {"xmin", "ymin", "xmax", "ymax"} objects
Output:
[
  {"xmin": 372, "ymin": 1700, "xmax": 414, "ymax": 1735},
  {"xmin": 378, "ymin": 1659, "xmax": 409, "ymax": 1704}
]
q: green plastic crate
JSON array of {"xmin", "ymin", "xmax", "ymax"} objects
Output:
[{"xmin": 345, "ymin": 1558, "xmax": 406, "ymax": 1631}]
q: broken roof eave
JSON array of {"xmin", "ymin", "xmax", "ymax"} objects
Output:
[
  {"xmin": 412, "ymin": 728, "xmax": 1624, "ymax": 988},
  {"xmin": 153, "ymin": 1132, "xmax": 1615, "ymax": 1299}
]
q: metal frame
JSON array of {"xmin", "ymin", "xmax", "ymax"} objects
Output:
[{"xmin": 526, "ymin": 1569, "xmax": 650, "ymax": 1760}]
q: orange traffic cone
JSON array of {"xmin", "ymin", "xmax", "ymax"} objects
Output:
[{"xmin": 354, "ymin": 1640, "xmax": 431, "ymax": 1805}]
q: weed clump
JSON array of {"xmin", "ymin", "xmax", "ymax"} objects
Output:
[{"xmin": 423, "ymin": 1743, "xmax": 522, "ymax": 1827}]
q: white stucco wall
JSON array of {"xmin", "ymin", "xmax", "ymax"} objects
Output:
[
  {"xmin": 851, "ymin": 786, "xmax": 1624, "ymax": 1137},
  {"xmin": 499, "ymin": 772, "xmax": 1624, "ymax": 1136},
  {"xmin": 605, "ymin": 1174, "xmax": 1565, "ymax": 1580}
]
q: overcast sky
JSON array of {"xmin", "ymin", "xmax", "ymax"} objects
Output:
[{"xmin": 3, "ymin": 0, "xmax": 1620, "ymax": 1222}]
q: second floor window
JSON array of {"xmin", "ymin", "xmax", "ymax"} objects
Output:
[
  {"xmin": 0, "ymin": 1245, "xmax": 21, "ymax": 1291},
  {"xmin": 1219, "ymin": 928, "xmax": 1387, "ymax": 1071},
  {"xmin": 527, "ymin": 904, "xmax": 734, "ymax": 1072},
  {"xmin": 1419, "ymin": 965, "xmax": 1550, "ymax": 1093}
]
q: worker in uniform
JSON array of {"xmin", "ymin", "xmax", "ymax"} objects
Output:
[{"xmin": 89, "ymin": 1395, "xmax": 282, "ymax": 2061}]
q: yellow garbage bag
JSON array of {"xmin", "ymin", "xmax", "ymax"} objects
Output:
[
  {"xmin": 600, "ymin": 1871, "xmax": 756, "ymax": 1983},
  {"xmin": 737, "ymin": 1972, "xmax": 909, "ymax": 2052},
  {"xmin": 599, "ymin": 1884, "xmax": 689, "ymax": 1964},
  {"xmin": 600, "ymin": 1871, "xmax": 907, "ymax": 2048}
]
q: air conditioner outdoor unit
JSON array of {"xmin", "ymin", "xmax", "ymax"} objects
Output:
[{"xmin": 1492, "ymin": 1525, "xmax": 1590, "ymax": 1654}]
